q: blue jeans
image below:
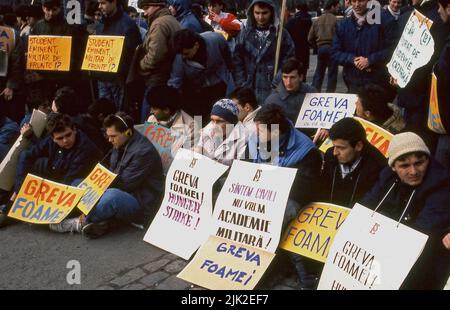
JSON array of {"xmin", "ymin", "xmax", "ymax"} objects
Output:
[
  {"xmin": 312, "ymin": 46, "xmax": 338, "ymax": 93},
  {"xmin": 98, "ymin": 80, "xmax": 125, "ymax": 112},
  {"xmin": 85, "ymin": 188, "xmax": 141, "ymax": 224}
]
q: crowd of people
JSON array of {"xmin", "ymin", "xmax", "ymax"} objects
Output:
[{"xmin": 0, "ymin": 0, "xmax": 449, "ymax": 290}]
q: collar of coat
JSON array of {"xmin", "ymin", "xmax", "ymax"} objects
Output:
[{"xmin": 277, "ymin": 82, "xmax": 309, "ymax": 101}]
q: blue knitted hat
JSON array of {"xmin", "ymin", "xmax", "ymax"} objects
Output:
[{"xmin": 211, "ymin": 99, "xmax": 239, "ymax": 124}]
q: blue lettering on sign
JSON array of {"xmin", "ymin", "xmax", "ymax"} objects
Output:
[{"xmin": 10, "ymin": 197, "xmax": 64, "ymax": 223}]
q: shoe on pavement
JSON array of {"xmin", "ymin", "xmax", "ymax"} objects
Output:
[
  {"xmin": 49, "ymin": 217, "xmax": 83, "ymax": 233},
  {"xmin": 82, "ymin": 220, "xmax": 118, "ymax": 239}
]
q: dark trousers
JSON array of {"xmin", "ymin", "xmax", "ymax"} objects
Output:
[{"xmin": 312, "ymin": 46, "xmax": 338, "ymax": 92}]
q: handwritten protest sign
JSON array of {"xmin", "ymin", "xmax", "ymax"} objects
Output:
[
  {"xmin": 76, "ymin": 163, "xmax": 117, "ymax": 215},
  {"xmin": 27, "ymin": 36, "xmax": 72, "ymax": 71},
  {"xmin": 177, "ymin": 235, "xmax": 275, "ymax": 290},
  {"xmin": 387, "ymin": 10, "xmax": 434, "ymax": 88},
  {"xmin": 140, "ymin": 122, "xmax": 184, "ymax": 175},
  {"xmin": 318, "ymin": 203, "xmax": 428, "ymax": 290},
  {"xmin": 0, "ymin": 26, "xmax": 16, "ymax": 54},
  {"xmin": 280, "ymin": 202, "xmax": 350, "ymax": 263},
  {"xmin": 428, "ymin": 72, "xmax": 446, "ymax": 134},
  {"xmin": 212, "ymin": 160, "xmax": 296, "ymax": 253},
  {"xmin": 8, "ymin": 174, "xmax": 85, "ymax": 224},
  {"xmin": 295, "ymin": 93, "xmax": 357, "ymax": 129},
  {"xmin": 144, "ymin": 149, "xmax": 228, "ymax": 260},
  {"xmin": 0, "ymin": 109, "xmax": 48, "ymax": 191},
  {"xmin": 319, "ymin": 117, "xmax": 393, "ymax": 157},
  {"xmin": 81, "ymin": 36, "xmax": 124, "ymax": 73}
]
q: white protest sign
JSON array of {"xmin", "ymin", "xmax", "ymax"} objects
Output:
[
  {"xmin": 0, "ymin": 110, "xmax": 47, "ymax": 191},
  {"xmin": 295, "ymin": 93, "xmax": 357, "ymax": 129},
  {"xmin": 387, "ymin": 10, "xmax": 434, "ymax": 88},
  {"xmin": 143, "ymin": 149, "xmax": 229, "ymax": 260},
  {"xmin": 318, "ymin": 203, "xmax": 428, "ymax": 290},
  {"xmin": 211, "ymin": 160, "xmax": 297, "ymax": 253}
]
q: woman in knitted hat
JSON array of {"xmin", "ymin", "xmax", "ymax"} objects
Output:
[
  {"xmin": 194, "ymin": 98, "xmax": 248, "ymax": 166},
  {"xmin": 361, "ymin": 132, "xmax": 450, "ymax": 289}
]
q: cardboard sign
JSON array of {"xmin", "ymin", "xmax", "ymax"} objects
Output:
[
  {"xmin": 280, "ymin": 202, "xmax": 350, "ymax": 263},
  {"xmin": 295, "ymin": 93, "xmax": 357, "ymax": 129},
  {"xmin": 0, "ymin": 26, "xmax": 16, "ymax": 54},
  {"xmin": 0, "ymin": 110, "xmax": 48, "ymax": 191},
  {"xmin": 8, "ymin": 174, "xmax": 85, "ymax": 224},
  {"xmin": 76, "ymin": 163, "xmax": 117, "ymax": 215},
  {"xmin": 319, "ymin": 117, "xmax": 393, "ymax": 157},
  {"xmin": 387, "ymin": 10, "xmax": 434, "ymax": 88},
  {"xmin": 81, "ymin": 36, "xmax": 125, "ymax": 73},
  {"xmin": 318, "ymin": 203, "xmax": 428, "ymax": 290},
  {"xmin": 212, "ymin": 160, "xmax": 296, "ymax": 253},
  {"xmin": 144, "ymin": 149, "xmax": 228, "ymax": 260},
  {"xmin": 177, "ymin": 235, "xmax": 275, "ymax": 290},
  {"xmin": 140, "ymin": 122, "xmax": 184, "ymax": 175},
  {"xmin": 27, "ymin": 36, "xmax": 72, "ymax": 71},
  {"xmin": 428, "ymin": 72, "xmax": 446, "ymax": 134}
]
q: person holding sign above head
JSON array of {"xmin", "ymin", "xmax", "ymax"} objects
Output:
[
  {"xmin": 320, "ymin": 117, "xmax": 387, "ymax": 207},
  {"xmin": 93, "ymin": 0, "xmax": 142, "ymax": 112},
  {"xmin": 361, "ymin": 132, "xmax": 450, "ymax": 289},
  {"xmin": 331, "ymin": 0, "xmax": 394, "ymax": 93},
  {"xmin": 50, "ymin": 113, "xmax": 164, "ymax": 238},
  {"xmin": 355, "ymin": 83, "xmax": 405, "ymax": 134},
  {"xmin": 147, "ymin": 85, "xmax": 198, "ymax": 150},
  {"xmin": 194, "ymin": 99, "xmax": 248, "ymax": 166},
  {"xmin": 0, "ymin": 113, "xmax": 102, "ymax": 228}
]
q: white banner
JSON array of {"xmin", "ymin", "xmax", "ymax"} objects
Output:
[
  {"xmin": 211, "ymin": 160, "xmax": 297, "ymax": 253},
  {"xmin": 318, "ymin": 203, "xmax": 428, "ymax": 290},
  {"xmin": 295, "ymin": 93, "xmax": 357, "ymax": 129},
  {"xmin": 387, "ymin": 10, "xmax": 434, "ymax": 88},
  {"xmin": 143, "ymin": 149, "xmax": 228, "ymax": 260}
]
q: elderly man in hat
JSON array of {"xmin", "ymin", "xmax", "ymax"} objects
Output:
[{"xmin": 362, "ymin": 132, "xmax": 450, "ymax": 289}]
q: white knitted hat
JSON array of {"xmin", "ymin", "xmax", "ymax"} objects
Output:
[{"xmin": 388, "ymin": 132, "xmax": 430, "ymax": 166}]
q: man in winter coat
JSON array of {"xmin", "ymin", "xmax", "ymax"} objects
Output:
[
  {"xmin": 168, "ymin": 28, "xmax": 234, "ymax": 124},
  {"xmin": 233, "ymin": 0, "xmax": 295, "ymax": 105},
  {"xmin": 138, "ymin": 0, "xmax": 181, "ymax": 122},
  {"xmin": 48, "ymin": 112, "xmax": 164, "ymax": 238},
  {"xmin": 95, "ymin": 0, "xmax": 142, "ymax": 112},
  {"xmin": 331, "ymin": 0, "xmax": 394, "ymax": 93},
  {"xmin": 362, "ymin": 132, "xmax": 450, "ymax": 289},
  {"xmin": 320, "ymin": 117, "xmax": 387, "ymax": 207}
]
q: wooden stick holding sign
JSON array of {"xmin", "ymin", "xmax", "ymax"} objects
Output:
[{"xmin": 273, "ymin": 0, "xmax": 287, "ymax": 77}]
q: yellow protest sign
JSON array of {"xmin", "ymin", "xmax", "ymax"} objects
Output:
[
  {"xmin": 280, "ymin": 202, "xmax": 350, "ymax": 263},
  {"xmin": 27, "ymin": 36, "xmax": 72, "ymax": 71},
  {"xmin": 81, "ymin": 36, "xmax": 124, "ymax": 73},
  {"xmin": 428, "ymin": 72, "xmax": 446, "ymax": 134},
  {"xmin": 76, "ymin": 163, "xmax": 117, "ymax": 215},
  {"xmin": 319, "ymin": 117, "xmax": 393, "ymax": 157},
  {"xmin": 8, "ymin": 174, "xmax": 85, "ymax": 224},
  {"xmin": 177, "ymin": 235, "xmax": 275, "ymax": 290},
  {"xmin": 0, "ymin": 26, "xmax": 16, "ymax": 53}
]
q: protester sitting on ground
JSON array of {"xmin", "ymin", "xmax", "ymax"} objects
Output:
[
  {"xmin": 51, "ymin": 87, "xmax": 110, "ymax": 155},
  {"xmin": 194, "ymin": 99, "xmax": 248, "ymax": 166},
  {"xmin": 0, "ymin": 113, "xmax": 102, "ymax": 228},
  {"xmin": 320, "ymin": 117, "xmax": 387, "ymax": 207},
  {"xmin": 147, "ymin": 85, "xmax": 198, "ymax": 151},
  {"xmin": 229, "ymin": 87, "xmax": 260, "ymax": 135},
  {"xmin": 245, "ymin": 104, "xmax": 322, "ymax": 290},
  {"xmin": 355, "ymin": 83, "xmax": 405, "ymax": 134},
  {"xmin": 362, "ymin": 132, "xmax": 450, "ymax": 289},
  {"xmin": 49, "ymin": 113, "xmax": 164, "ymax": 238}
]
